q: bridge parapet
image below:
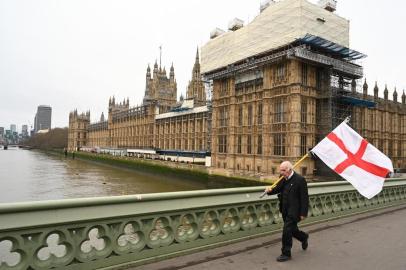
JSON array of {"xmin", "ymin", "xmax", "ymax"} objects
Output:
[{"xmin": 1, "ymin": 178, "xmax": 406, "ymax": 270}]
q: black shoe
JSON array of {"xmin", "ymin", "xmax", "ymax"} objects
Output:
[
  {"xmin": 276, "ymin": 254, "xmax": 291, "ymax": 262},
  {"xmin": 302, "ymin": 234, "xmax": 309, "ymax": 250}
]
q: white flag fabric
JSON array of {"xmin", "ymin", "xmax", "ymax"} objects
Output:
[{"xmin": 311, "ymin": 121, "xmax": 393, "ymax": 199}]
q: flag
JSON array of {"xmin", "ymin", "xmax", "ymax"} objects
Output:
[{"xmin": 311, "ymin": 121, "xmax": 393, "ymax": 199}]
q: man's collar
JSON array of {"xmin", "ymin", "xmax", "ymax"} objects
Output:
[{"xmin": 287, "ymin": 170, "xmax": 294, "ymax": 180}]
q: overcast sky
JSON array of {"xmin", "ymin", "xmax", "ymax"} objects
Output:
[{"xmin": 0, "ymin": 0, "xmax": 405, "ymax": 131}]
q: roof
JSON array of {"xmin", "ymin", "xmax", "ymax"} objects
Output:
[
  {"xmin": 201, "ymin": 0, "xmax": 351, "ymax": 74},
  {"xmin": 127, "ymin": 149, "xmax": 156, "ymax": 154},
  {"xmin": 297, "ymin": 34, "xmax": 366, "ymax": 60},
  {"xmin": 155, "ymin": 105, "xmax": 209, "ymax": 120},
  {"xmin": 339, "ymin": 96, "xmax": 376, "ymax": 108}
]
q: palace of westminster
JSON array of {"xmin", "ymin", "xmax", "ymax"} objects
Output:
[{"xmin": 69, "ymin": 0, "xmax": 406, "ymax": 179}]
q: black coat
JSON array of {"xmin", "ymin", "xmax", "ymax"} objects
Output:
[{"xmin": 268, "ymin": 172, "xmax": 309, "ymax": 221}]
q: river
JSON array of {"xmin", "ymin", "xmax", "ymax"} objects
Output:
[{"xmin": 0, "ymin": 147, "xmax": 219, "ymax": 203}]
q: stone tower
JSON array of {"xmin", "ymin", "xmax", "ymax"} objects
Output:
[
  {"xmin": 68, "ymin": 110, "xmax": 90, "ymax": 151},
  {"xmin": 362, "ymin": 79, "xmax": 368, "ymax": 97},
  {"xmin": 107, "ymin": 96, "xmax": 130, "ymax": 125},
  {"xmin": 186, "ymin": 48, "xmax": 206, "ymax": 106},
  {"xmin": 143, "ymin": 60, "xmax": 177, "ymax": 113},
  {"xmin": 393, "ymin": 88, "xmax": 398, "ymax": 102}
]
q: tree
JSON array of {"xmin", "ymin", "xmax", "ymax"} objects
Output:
[{"xmin": 24, "ymin": 128, "xmax": 68, "ymax": 149}]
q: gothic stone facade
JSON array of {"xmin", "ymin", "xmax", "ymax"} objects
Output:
[
  {"xmin": 155, "ymin": 101, "xmax": 211, "ymax": 152},
  {"xmin": 68, "ymin": 110, "xmax": 90, "ymax": 151},
  {"xmin": 153, "ymin": 49, "xmax": 210, "ymax": 152},
  {"xmin": 352, "ymin": 82, "xmax": 406, "ymax": 169},
  {"xmin": 209, "ymin": 58, "xmax": 406, "ymax": 178},
  {"xmin": 68, "ymin": 52, "xmax": 210, "ymax": 153}
]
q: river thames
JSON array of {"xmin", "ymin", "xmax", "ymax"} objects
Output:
[{"xmin": 0, "ymin": 147, "xmax": 225, "ymax": 203}]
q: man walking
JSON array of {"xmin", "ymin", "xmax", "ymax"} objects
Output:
[{"xmin": 265, "ymin": 161, "xmax": 309, "ymax": 262}]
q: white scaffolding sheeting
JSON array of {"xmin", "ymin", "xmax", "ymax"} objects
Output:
[{"xmin": 201, "ymin": 0, "xmax": 349, "ymax": 74}]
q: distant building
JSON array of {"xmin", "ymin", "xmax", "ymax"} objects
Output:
[
  {"xmin": 186, "ymin": 49, "xmax": 207, "ymax": 107},
  {"xmin": 4, "ymin": 129, "xmax": 18, "ymax": 144},
  {"xmin": 22, "ymin": 125, "xmax": 29, "ymax": 138},
  {"xmin": 142, "ymin": 60, "xmax": 177, "ymax": 113},
  {"xmin": 69, "ymin": 52, "xmax": 210, "ymax": 153},
  {"xmin": 68, "ymin": 110, "xmax": 90, "ymax": 151},
  {"xmin": 0, "ymin": 127, "xmax": 4, "ymax": 137},
  {"xmin": 34, "ymin": 105, "xmax": 52, "ymax": 133},
  {"xmin": 10, "ymin": 124, "xmax": 16, "ymax": 133}
]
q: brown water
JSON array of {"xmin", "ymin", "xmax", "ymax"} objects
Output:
[{"xmin": 0, "ymin": 147, "xmax": 214, "ymax": 203}]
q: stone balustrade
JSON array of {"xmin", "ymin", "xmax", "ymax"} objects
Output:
[{"xmin": 1, "ymin": 178, "xmax": 406, "ymax": 270}]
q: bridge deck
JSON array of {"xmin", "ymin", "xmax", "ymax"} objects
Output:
[{"xmin": 136, "ymin": 205, "xmax": 406, "ymax": 270}]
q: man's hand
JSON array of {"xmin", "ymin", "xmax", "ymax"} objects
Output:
[
  {"xmin": 259, "ymin": 186, "xmax": 273, "ymax": 198},
  {"xmin": 265, "ymin": 186, "xmax": 273, "ymax": 194}
]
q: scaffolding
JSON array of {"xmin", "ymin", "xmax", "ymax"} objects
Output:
[
  {"xmin": 313, "ymin": 70, "xmax": 376, "ymax": 177},
  {"xmin": 291, "ymin": 37, "xmax": 372, "ymax": 178},
  {"xmin": 202, "ymin": 31, "xmax": 375, "ymax": 177}
]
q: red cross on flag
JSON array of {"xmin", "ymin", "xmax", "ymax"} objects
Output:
[{"xmin": 311, "ymin": 121, "xmax": 393, "ymax": 199}]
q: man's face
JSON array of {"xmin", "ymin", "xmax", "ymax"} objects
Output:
[{"xmin": 279, "ymin": 164, "xmax": 291, "ymax": 178}]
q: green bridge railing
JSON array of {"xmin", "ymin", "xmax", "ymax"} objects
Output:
[{"xmin": 1, "ymin": 178, "xmax": 406, "ymax": 270}]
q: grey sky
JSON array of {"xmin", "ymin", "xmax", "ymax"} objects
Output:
[{"xmin": 0, "ymin": 0, "xmax": 405, "ymax": 131}]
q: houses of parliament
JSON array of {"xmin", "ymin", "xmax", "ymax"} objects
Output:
[
  {"xmin": 69, "ymin": 0, "xmax": 406, "ymax": 179},
  {"xmin": 68, "ymin": 49, "xmax": 210, "ymax": 159}
]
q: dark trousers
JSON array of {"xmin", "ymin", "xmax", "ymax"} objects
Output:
[{"xmin": 281, "ymin": 216, "xmax": 307, "ymax": 256}]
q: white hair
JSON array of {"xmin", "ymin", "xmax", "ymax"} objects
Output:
[{"xmin": 280, "ymin": 161, "xmax": 293, "ymax": 170}]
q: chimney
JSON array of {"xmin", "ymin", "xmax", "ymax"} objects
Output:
[
  {"xmin": 210, "ymin": 28, "xmax": 226, "ymax": 39},
  {"xmin": 260, "ymin": 0, "xmax": 275, "ymax": 13},
  {"xmin": 228, "ymin": 18, "xmax": 244, "ymax": 31},
  {"xmin": 318, "ymin": 0, "xmax": 337, "ymax": 12}
]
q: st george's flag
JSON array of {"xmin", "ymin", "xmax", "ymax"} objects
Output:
[{"xmin": 311, "ymin": 120, "xmax": 394, "ymax": 199}]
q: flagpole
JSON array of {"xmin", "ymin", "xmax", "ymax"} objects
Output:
[{"xmin": 261, "ymin": 153, "xmax": 310, "ymax": 197}]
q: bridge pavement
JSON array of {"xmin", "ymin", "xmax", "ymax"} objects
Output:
[{"xmin": 135, "ymin": 205, "xmax": 406, "ymax": 270}]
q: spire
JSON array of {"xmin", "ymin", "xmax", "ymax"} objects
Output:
[
  {"xmin": 402, "ymin": 90, "xmax": 406, "ymax": 104},
  {"xmin": 384, "ymin": 84, "xmax": 389, "ymax": 100},
  {"xmin": 146, "ymin": 64, "xmax": 151, "ymax": 79},
  {"xmin": 351, "ymin": 79, "xmax": 356, "ymax": 93},
  {"xmin": 100, "ymin": 112, "xmax": 105, "ymax": 122},
  {"xmin": 374, "ymin": 81, "xmax": 379, "ymax": 100},
  {"xmin": 195, "ymin": 46, "xmax": 199, "ymax": 64},
  {"xmin": 363, "ymin": 78, "xmax": 368, "ymax": 96},
  {"xmin": 393, "ymin": 87, "xmax": 398, "ymax": 102},
  {"xmin": 192, "ymin": 47, "xmax": 201, "ymax": 82},
  {"xmin": 153, "ymin": 60, "xmax": 158, "ymax": 73},
  {"xmin": 170, "ymin": 62, "xmax": 175, "ymax": 81},
  {"xmin": 186, "ymin": 48, "xmax": 206, "ymax": 106},
  {"xmin": 159, "ymin": 45, "xmax": 162, "ymax": 70}
]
